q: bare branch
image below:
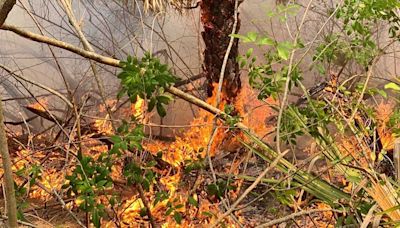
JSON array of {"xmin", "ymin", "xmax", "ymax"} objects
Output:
[
  {"xmin": 0, "ymin": 64, "xmax": 73, "ymax": 108},
  {"xmin": 1, "ymin": 24, "xmax": 120, "ymax": 67}
]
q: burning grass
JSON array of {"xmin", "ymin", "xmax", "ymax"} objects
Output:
[{"xmin": 3, "ymin": 83, "xmax": 400, "ymax": 227}]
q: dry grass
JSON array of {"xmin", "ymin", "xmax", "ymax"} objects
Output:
[{"xmin": 142, "ymin": 0, "xmax": 195, "ymax": 12}]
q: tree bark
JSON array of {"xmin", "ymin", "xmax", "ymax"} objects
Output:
[
  {"xmin": 0, "ymin": 101, "xmax": 17, "ymax": 228},
  {"xmin": 0, "ymin": 0, "xmax": 15, "ymax": 25},
  {"xmin": 200, "ymin": 0, "xmax": 242, "ymax": 100},
  {"xmin": 0, "ymin": 1, "xmax": 18, "ymax": 227}
]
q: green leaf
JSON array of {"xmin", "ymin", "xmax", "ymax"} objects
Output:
[
  {"xmin": 92, "ymin": 208, "xmax": 101, "ymax": 228},
  {"xmin": 246, "ymin": 48, "xmax": 254, "ymax": 58},
  {"xmin": 377, "ymin": 89, "xmax": 387, "ymax": 98},
  {"xmin": 111, "ymin": 136, "xmax": 122, "ymax": 144},
  {"xmin": 246, "ymin": 32, "xmax": 258, "ymax": 42},
  {"xmin": 173, "ymin": 212, "xmax": 183, "ymax": 224},
  {"xmin": 277, "ymin": 42, "xmax": 291, "ymax": 60},
  {"xmin": 157, "ymin": 95, "xmax": 172, "ymax": 104},
  {"xmin": 230, "ymin": 33, "xmax": 250, "ymax": 42},
  {"xmin": 156, "ymin": 103, "xmax": 167, "ymax": 117},
  {"xmin": 148, "ymin": 97, "xmax": 157, "ymax": 112},
  {"xmin": 96, "ymin": 180, "xmax": 108, "ymax": 188},
  {"xmin": 165, "ymin": 207, "xmax": 174, "ymax": 215},
  {"xmin": 256, "ymin": 37, "xmax": 275, "ymax": 46},
  {"xmin": 384, "ymin": 82, "xmax": 400, "ymax": 91},
  {"xmin": 188, "ymin": 196, "xmax": 198, "ymax": 207}
]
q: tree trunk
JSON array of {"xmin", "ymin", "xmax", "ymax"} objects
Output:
[
  {"xmin": 200, "ymin": 0, "xmax": 242, "ymax": 101},
  {"xmin": 0, "ymin": 0, "xmax": 15, "ymax": 25},
  {"xmin": 0, "ymin": 1, "xmax": 18, "ymax": 227},
  {"xmin": 0, "ymin": 100, "xmax": 17, "ymax": 228}
]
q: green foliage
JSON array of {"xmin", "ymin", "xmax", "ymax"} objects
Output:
[
  {"xmin": 184, "ymin": 155, "xmax": 205, "ymax": 173},
  {"xmin": 118, "ymin": 53, "xmax": 177, "ymax": 117},
  {"xmin": 207, "ymin": 179, "xmax": 236, "ymax": 200},
  {"xmin": 388, "ymin": 108, "xmax": 400, "ymax": 137},
  {"xmin": 163, "ymin": 197, "xmax": 184, "ymax": 224},
  {"xmin": 266, "ymin": 4, "xmax": 300, "ymax": 22},
  {"xmin": 337, "ymin": 0, "xmax": 400, "ymax": 39},
  {"xmin": 188, "ymin": 195, "xmax": 198, "ymax": 207},
  {"xmin": 234, "ymin": 0, "xmax": 400, "ymax": 221},
  {"xmin": 63, "ymin": 154, "xmax": 114, "ymax": 227},
  {"xmin": 64, "ymin": 123, "xmax": 144, "ymax": 227},
  {"xmin": 154, "ymin": 191, "xmax": 169, "ymax": 205},
  {"xmin": 14, "ymin": 164, "xmax": 43, "ymax": 221},
  {"xmin": 113, "ymin": 120, "xmax": 145, "ymax": 152},
  {"xmin": 223, "ymin": 104, "xmax": 241, "ymax": 128},
  {"xmin": 63, "ymin": 53, "xmax": 183, "ymax": 227},
  {"xmin": 235, "ymin": 32, "xmax": 302, "ymax": 99},
  {"xmin": 272, "ymin": 188, "xmax": 297, "ymax": 206},
  {"xmin": 314, "ymin": 0, "xmax": 400, "ymax": 68},
  {"xmin": 64, "ymin": 52, "xmax": 181, "ymax": 226},
  {"xmin": 123, "ymin": 159, "xmax": 156, "ymax": 191},
  {"xmin": 385, "ymin": 82, "xmax": 400, "ymax": 91}
]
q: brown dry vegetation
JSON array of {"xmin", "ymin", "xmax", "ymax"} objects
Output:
[{"xmin": 0, "ymin": 0, "xmax": 400, "ymax": 227}]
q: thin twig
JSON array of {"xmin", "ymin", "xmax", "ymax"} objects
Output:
[
  {"xmin": 59, "ymin": 0, "xmax": 115, "ymax": 131},
  {"xmin": 276, "ymin": 0, "xmax": 314, "ymax": 153},
  {"xmin": 0, "ymin": 64, "xmax": 73, "ymax": 108},
  {"xmin": 256, "ymin": 209, "xmax": 342, "ymax": 227},
  {"xmin": 137, "ymin": 184, "xmax": 157, "ymax": 228},
  {"xmin": 0, "ymin": 216, "xmax": 37, "ymax": 227},
  {"xmin": 211, "ymin": 150, "xmax": 289, "ymax": 227},
  {"xmin": 215, "ymin": 0, "xmax": 239, "ymax": 107},
  {"xmin": 51, "ymin": 188, "xmax": 86, "ymax": 228}
]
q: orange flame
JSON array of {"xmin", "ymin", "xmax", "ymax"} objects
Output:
[{"xmin": 28, "ymin": 98, "xmax": 49, "ymax": 112}]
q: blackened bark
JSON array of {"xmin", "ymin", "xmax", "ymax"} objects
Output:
[{"xmin": 200, "ymin": 0, "xmax": 242, "ymax": 100}]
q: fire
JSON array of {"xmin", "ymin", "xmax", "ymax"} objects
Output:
[
  {"xmin": 131, "ymin": 96, "xmax": 144, "ymax": 118},
  {"xmin": 375, "ymin": 102, "xmax": 396, "ymax": 151},
  {"xmin": 237, "ymin": 83, "xmax": 277, "ymax": 137},
  {"xmin": 94, "ymin": 118, "xmax": 114, "ymax": 135},
  {"xmin": 144, "ymin": 88, "xmax": 225, "ymax": 166},
  {"xmin": 160, "ymin": 172, "xmax": 180, "ymax": 194},
  {"xmin": 9, "ymin": 81, "xmax": 276, "ymax": 227},
  {"xmin": 145, "ymin": 82, "xmax": 276, "ymax": 167},
  {"xmin": 28, "ymin": 98, "xmax": 49, "ymax": 111}
]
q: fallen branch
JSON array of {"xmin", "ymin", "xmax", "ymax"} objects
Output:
[
  {"xmin": 25, "ymin": 106, "xmax": 65, "ymax": 124},
  {"xmin": 0, "ymin": 215, "xmax": 37, "ymax": 227},
  {"xmin": 4, "ymin": 115, "xmax": 38, "ymax": 125}
]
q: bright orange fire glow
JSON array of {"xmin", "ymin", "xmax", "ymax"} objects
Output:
[
  {"xmin": 375, "ymin": 102, "xmax": 395, "ymax": 151},
  {"xmin": 28, "ymin": 98, "xmax": 49, "ymax": 112},
  {"xmin": 94, "ymin": 119, "xmax": 114, "ymax": 135},
  {"xmin": 132, "ymin": 96, "xmax": 145, "ymax": 118},
  {"xmin": 12, "ymin": 82, "xmax": 277, "ymax": 227},
  {"xmin": 145, "ymin": 83, "xmax": 276, "ymax": 167}
]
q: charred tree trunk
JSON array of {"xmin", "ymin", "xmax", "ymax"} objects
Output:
[{"xmin": 200, "ymin": 0, "xmax": 242, "ymax": 101}]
